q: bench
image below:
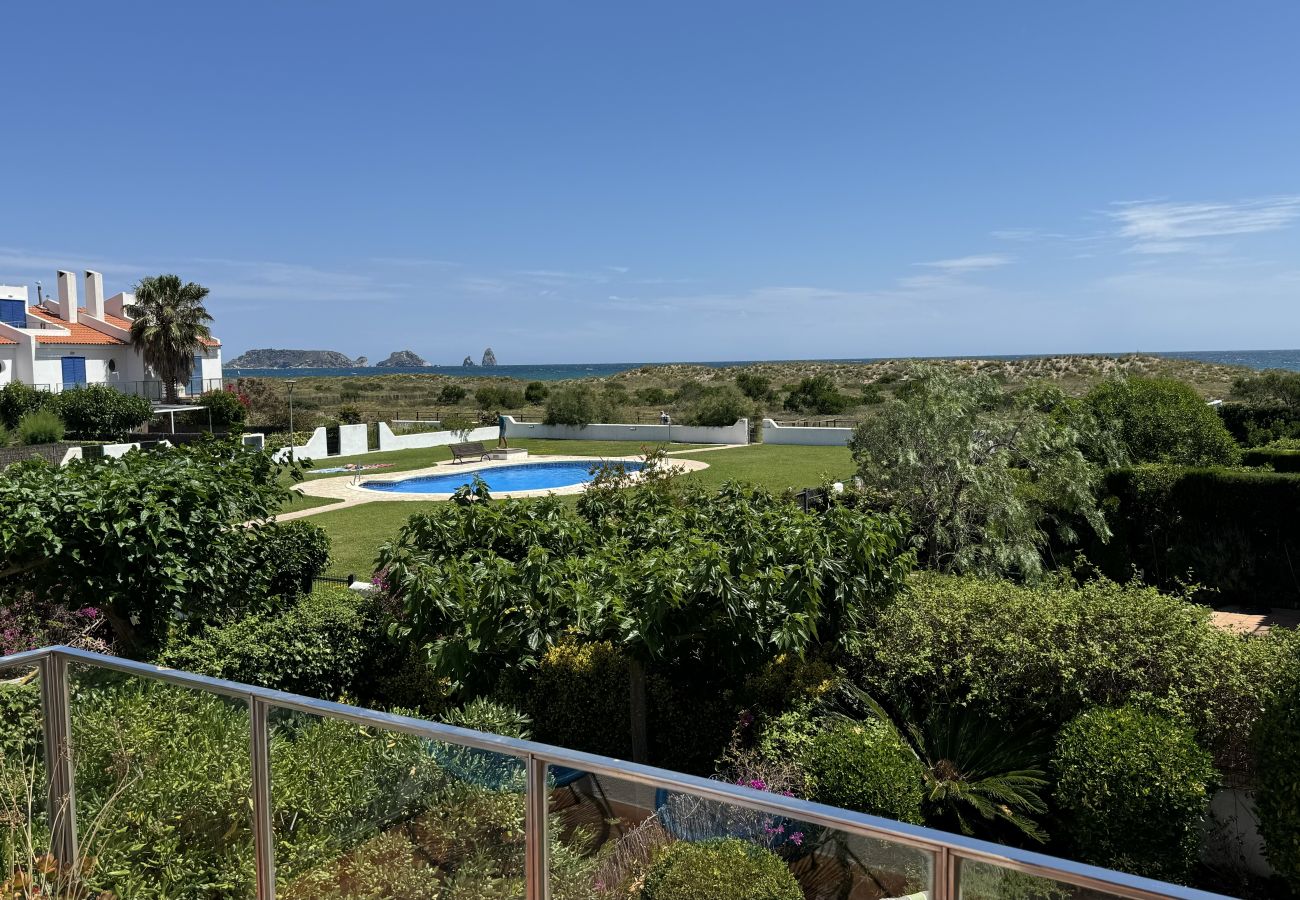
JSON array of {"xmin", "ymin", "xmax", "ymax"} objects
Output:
[{"xmin": 449, "ymin": 441, "xmax": 490, "ymax": 463}]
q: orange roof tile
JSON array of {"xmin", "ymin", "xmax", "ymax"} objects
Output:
[
  {"xmin": 27, "ymin": 307, "xmax": 126, "ymax": 346},
  {"xmin": 0, "ymin": 336, "xmax": 16, "ymax": 345}
]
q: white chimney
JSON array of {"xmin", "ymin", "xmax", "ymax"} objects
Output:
[
  {"xmin": 84, "ymin": 271, "xmax": 104, "ymax": 320},
  {"xmin": 56, "ymin": 270, "xmax": 78, "ymax": 324}
]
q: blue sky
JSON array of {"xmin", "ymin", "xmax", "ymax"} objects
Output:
[{"xmin": 3, "ymin": 2, "xmax": 1299, "ymax": 364}]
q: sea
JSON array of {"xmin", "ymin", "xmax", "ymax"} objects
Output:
[{"xmin": 226, "ymin": 349, "xmax": 1300, "ymax": 382}]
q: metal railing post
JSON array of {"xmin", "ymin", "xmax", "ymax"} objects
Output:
[
  {"xmin": 934, "ymin": 846, "xmax": 956, "ymax": 900},
  {"xmin": 40, "ymin": 650, "xmax": 77, "ymax": 868},
  {"xmin": 525, "ymin": 754, "xmax": 549, "ymax": 900},
  {"xmin": 249, "ymin": 697, "xmax": 276, "ymax": 900}
]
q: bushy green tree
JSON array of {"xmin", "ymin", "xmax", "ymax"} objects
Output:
[
  {"xmin": 523, "ymin": 380, "xmax": 549, "ymax": 403},
  {"xmin": 543, "ymin": 384, "xmax": 622, "ymax": 426},
  {"xmin": 0, "ymin": 439, "xmax": 304, "ymax": 653},
  {"xmin": 474, "ymin": 383, "xmax": 524, "ymax": 411},
  {"xmin": 682, "ymin": 384, "xmax": 752, "ymax": 427},
  {"xmin": 199, "ymin": 388, "xmax": 249, "ymax": 431},
  {"xmin": 1085, "ymin": 377, "xmax": 1239, "ymax": 465},
  {"xmin": 54, "ymin": 384, "xmax": 153, "ymax": 438},
  {"xmin": 850, "ymin": 366, "xmax": 1109, "ymax": 577},
  {"xmin": 0, "ymin": 382, "xmax": 53, "ymax": 430},
  {"xmin": 1053, "ymin": 705, "xmax": 1213, "ymax": 882},
  {"xmin": 129, "ymin": 274, "xmax": 213, "ymax": 404},
  {"xmin": 438, "ymin": 383, "xmax": 468, "ymax": 404},
  {"xmin": 378, "ymin": 471, "xmax": 911, "ymax": 763},
  {"xmin": 1230, "ymin": 370, "xmax": 1300, "ymax": 408},
  {"xmin": 735, "ymin": 371, "xmax": 776, "ymax": 403},
  {"xmin": 784, "ymin": 375, "xmax": 852, "ymax": 414}
]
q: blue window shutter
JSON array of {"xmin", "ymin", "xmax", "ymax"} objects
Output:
[
  {"xmin": 61, "ymin": 356, "xmax": 87, "ymax": 387},
  {"xmin": 0, "ymin": 300, "xmax": 24, "ymax": 328}
]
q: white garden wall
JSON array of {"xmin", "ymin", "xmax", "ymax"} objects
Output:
[
  {"xmin": 501, "ymin": 416, "xmax": 747, "ymax": 445},
  {"xmin": 377, "ymin": 422, "xmax": 499, "ymax": 452},
  {"xmin": 273, "ymin": 427, "xmax": 329, "ymax": 462},
  {"xmin": 338, "ymin": 423, "xmax": 368, "ymax": 456},
  {"xmin": 761, "ymin": 418, "xmax": 853, "ymax": 447}
]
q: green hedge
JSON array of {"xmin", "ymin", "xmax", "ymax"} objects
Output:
[
  {"xmin": 1092, "ymin": 465, "xmax": 1300, "ymax": 607},
  {"xmin": 158, "ymin": 587, "xmax": 375, "ymax": 699},
  {"xmin": 640, "ymin": 838, "xmax": 802, "ymax": 900},
  {"xmin": 1254, "ymin": 637, "xmax": 1300, "ymax": 891},
  {"xmin": 1217, "ymin": 402, "xmax": 1300, "ymax": 446},
  {"xmin": 1053, "ymin": 705, "xmax": 1213, "ymax": 883},
  {"xmin": 1241, "ymin": 448, "xmax": 1300, "ymax": 473}
]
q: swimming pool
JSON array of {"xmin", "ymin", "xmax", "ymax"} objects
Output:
[{"xmin": 361, "ymin": 460, "xmax": 643, "ymax": 495}]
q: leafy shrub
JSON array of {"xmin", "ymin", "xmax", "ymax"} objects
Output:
[
  {"xmin": 438, "ymin": 383, "xmax": 468, "ymax": 404},
  {"xmin": 635, "ymin": 386, "xmax": 671, "ymax": 406},
  {"xmin": 0, "ymin": 422, "xmax": 8, "ymax": 447},
  {"xmin": 509, "ymin": 640, "xmax": 630, "ymax": 758},
  {"xmin": 199, "ymin": 387, "xmax": 250, "ymax": 430},
  {"xmin": 783, "ymin": 375, "xmax": 852, "ymax": 414},
  {"xmin": 475, "ymin": 383, "xmax": 524, "ymax": 411},
  {"xmin": 640, "ymin": 838, "xmax": 802, "ymax": 900},
  {"xmin": 804, "ymin": 720, "xmax": 925, "ymax": 823},
  {"xmin": 524, "ymin": 380, "xmax": 549, "ymax": 403},
  {"xmin": 854, "ymin": 572, "xmax": 1282, "ymax": 776},
  {"xmin": 1254, "ymin": 635, "xmax": 1300, "ymax": 891},
  {"xmin": 860, "ymin": 384, "xmax": 884, "ymax": 405},
  {"xmin": 0, "ymin": 382, "xmax": 51, "ymax": 430},
  {"xmin": 248, "ymin": 519, "xmax": 332, "ymax": 600},
  {"xmin": 336, "ymin": 404, "xmax": 363, "ymax": 425},
  {"xmin": 53, "ymin": 385, "xmax": 152, "ymax": 438},
  {"xmin": 682, "ymin": 384, "xmax": 751, "ymax": 427},
  {"xmin": 735, "ymin": 371, "xmax": 776, "ymax": 403},
  {"xmin": 1094, "ymin": 465, "xmax": 1300, "ymax": 607},
  {"xmin": 158, "ymin": 587, "xmax": 374, "ymax": 698},
  {"xmin": 543, "ymin": 385, "xmax": 622, "ymax": 426},
  {"xmin": 16, "ymin": 408, "xmax": 65, "ymax": 444},
  {"xmin": 1241, "ymin": 447, "xmax": 1300, "ymax": 472},
  {"xmin": 1084, "ymin": 378, "xmax": 1238, "ymax": 465},
  {"xmin": 1053, "ymin": 705, "xmax": 1213, "ymax": 882}
]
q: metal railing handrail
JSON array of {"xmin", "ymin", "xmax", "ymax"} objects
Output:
[{"xmin": 2, "ymin": 645, "xmax": 1230, "ymax": 900}]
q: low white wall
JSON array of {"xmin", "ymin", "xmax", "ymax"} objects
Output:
[
  {"xmin": 241, "ymin": 433, "xmax": 265, "ymax": 450},
  {"xmin": 273, "ymin": 426, "xmax": 329, "ymax": 462},
  {"xmin": 338, "ymin": 423, "xmax": 368, "ymax": 456},
  {"xmin": 378, "ymin": 422, "xmax": 499, "ymax": 452},
  {"xmin": 101, "ymin": 438, "xmax": 172, "ymax": 459},
  {"xmin": 761, "ymin": 418, "xmax": 854, "ymax": 447},
  {"xmin": 501, "ymin": 416, "xmax": 748, "ymax": 445}
]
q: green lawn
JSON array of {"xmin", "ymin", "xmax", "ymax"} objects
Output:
[
  {"xmin": 281, "ymin": 491, "xmax": 343, "ymax": 513},
  {"xmin": 305, "ymin": 442, "xmax": 854, "ymax": 577}
]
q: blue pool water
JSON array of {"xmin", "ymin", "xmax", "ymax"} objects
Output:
[{"xmin": 362, "ymin": 460, "xmax": 642, "ymax": 494}]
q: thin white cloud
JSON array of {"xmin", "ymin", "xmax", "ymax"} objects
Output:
[
  {"xmin": 367, "ymin": 256, "xmax": 459, "ymax": 268},
  {"xmin": 1109, "ymin": 195, "xmax": 1300, "ymax": 253},
  {"xmin": 991, "ymin": 228, "xmax": 1068, "ymax": 242},
  {"xmin": 605, "ymin": 265, "xmax": 630, "ymax": 274},
  {"xmin": 919, "ymin": 254, "xmax": 1012, "ymax": 273}
]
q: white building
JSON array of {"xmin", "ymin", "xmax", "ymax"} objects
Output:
[{"xmin": 0, "ymin": 270, "xmax": 222, "ymax": 399}]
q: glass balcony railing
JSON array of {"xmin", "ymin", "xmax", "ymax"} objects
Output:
[{"xmin": 0, "ymin": 646, "xmax": 1229, "ymax": 900}]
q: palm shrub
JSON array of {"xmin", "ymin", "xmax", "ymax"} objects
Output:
[
  {"xmin": 805, "ymin": 720, "xmax": 925, "ymax": 824},
  {"xmin": 640, "ymin": 838, "xmax": 802, "ymax": 900},
  {"xmin": 1052, "ymin": 705, "xmax": 1213, "ymax": 882},
  {"xmin": 1253, "ymin": 633, "xmax": 1300, "ymax": 891},
  {"xmin": 16, "ymin": 408, "xmax": 65, "ymax": 444},
  {"xmin": 129, "ymin": 274, "xmax": 213, "ymax": 404}
]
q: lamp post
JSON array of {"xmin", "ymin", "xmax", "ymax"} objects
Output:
[{"xmin": 286, "ymin": 380, "xmax": 297, "ymax": 462}]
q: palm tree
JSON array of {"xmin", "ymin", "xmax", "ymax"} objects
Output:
[
  {"xmin": 129, "ymin": 275, "xmax": 213, "ymax": 403},
  {"xmin": 838, "ymin": 687, "xmax": 1050, "ymax": 843}
]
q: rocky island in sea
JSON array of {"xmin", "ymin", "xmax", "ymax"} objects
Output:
[
  {"xmin": 226, "ymin": 348, "xmax": 357, "ymax": 368},
  {"xmin": 462, "ymin": 355, "xmax": 477, "ymax": 367},
  {"xmin": 376, "ymin": 350, "xmax": 429, "ymax": 367},
  {"xmin": 482, "ymin": 347, "xmax": 498, "ymax": 366}
]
